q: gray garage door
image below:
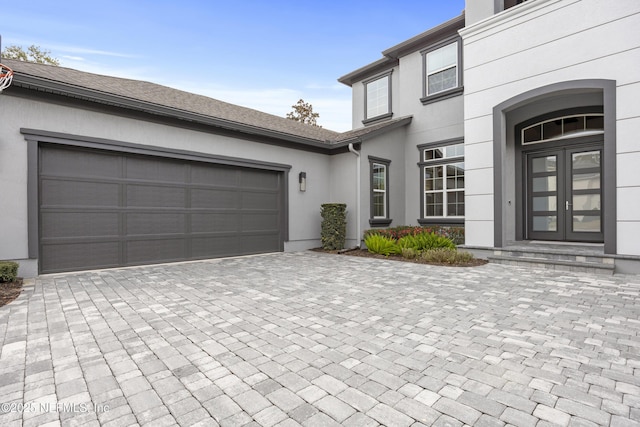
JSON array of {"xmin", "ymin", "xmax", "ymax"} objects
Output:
[{"xmin": 39, "ymin": 144, "xmax": 285, "ymax": 274}]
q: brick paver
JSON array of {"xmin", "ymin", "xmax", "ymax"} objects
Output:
[{"xmin": 1, "ymin": 251, "xmax": 639, "ymax": 426}]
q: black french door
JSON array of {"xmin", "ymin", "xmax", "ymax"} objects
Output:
[{"xmin": 526, "ymin": 144, "xmax": 603, "ymax": 242}]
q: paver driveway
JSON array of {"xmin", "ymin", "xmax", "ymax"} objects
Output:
[{"xmin": 1, "ymin": 252, "xmax": 639, "ymax": 427}]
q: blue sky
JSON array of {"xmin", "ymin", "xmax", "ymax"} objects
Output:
[{"xmin": 3, "ymin": 1, "xmax": 465, "ymax": 131}]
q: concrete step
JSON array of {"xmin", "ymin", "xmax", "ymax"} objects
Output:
[
  {"xmin": 488, "ymin": 254, "xmax": 615, "ymax": 275},
  {"xmin": 487, "ymin": 244, "xmax": 615, "ymax": 275}
]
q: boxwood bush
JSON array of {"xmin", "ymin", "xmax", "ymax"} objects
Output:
[
  {"xmin": 321, "ymin": 203, "xmax": 347, "ymax": 250},
  {"xmin": 0, "ymin": 261, "xmax": 19, "ymax": 283}
]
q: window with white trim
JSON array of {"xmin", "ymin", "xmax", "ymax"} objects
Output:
[
  {"xmin": 365, "ymin": 73, "xmax": 391, "ymax": 121},
  {"xmin": 420, "ymin": 142, "xmax": 464, "ymax": 220},
  {"xmin": 521, "ymin": 114, "xmax": 604, "ymax": 145},
  {"xmin": 369, "ymin": 157, "xmax": 391, "ymax": 226},
  {"xmin": 425, "ymin": 41, "xmax": 458, "ymax": 96}
]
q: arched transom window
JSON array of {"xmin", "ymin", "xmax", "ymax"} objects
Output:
[{"xmin": 522, "ymin": 114, "xmax": 604, "ymax": 145}]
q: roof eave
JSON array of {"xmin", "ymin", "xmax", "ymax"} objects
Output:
[
  {"xmin": 382, "ymin": 12, "xmax": 465, "ymax": 59},
  {"xmin": 337, "ymin": 57, "xmax": 398, "ymax": 87},
  {"xmin": 11, "ymin": 74, "xmax": 333, "ymax": 150},
  {"xmin": 331, "ymin": 116, "xmax": 413, "ymax": 147}
]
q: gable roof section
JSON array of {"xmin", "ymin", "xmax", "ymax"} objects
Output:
[
  {"xmin": 4, "ymin": 59, "xmax": 336, "ymax": 143},
  {"xmin": 338, "ymin": 12, "xmax": 465, "ymax": 87},
  {"xmin": 3, "ymin": 58, "xmax": 411, "ymax": 152}
]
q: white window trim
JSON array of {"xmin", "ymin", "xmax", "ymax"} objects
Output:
[
  {"xmin": 363, "ymin": 71, "xmax": 393, "ymax": 122},
  {"xmin": 425, "ymin": 41, "xmax": 459, "ymax": 97},
  {"xmin": 423, "ymin": 162, "xmax": 465, "ymax": 219},
  {"xmin": 372, "ymin": 162, "xmax": 387, "ymax": 218}
]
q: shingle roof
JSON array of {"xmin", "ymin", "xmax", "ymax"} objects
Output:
[{"xmin": 2, "ymin": 58, "xmax": 411, "ymax": 148}]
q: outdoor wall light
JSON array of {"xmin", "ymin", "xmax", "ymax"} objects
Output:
[{"xmin": 299, "ymin": 172, "xmax": 307, "ymax": 192}]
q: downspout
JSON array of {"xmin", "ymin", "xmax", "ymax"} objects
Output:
[{"xmin": 348, "ymin": 143, "xmax": 361, "ymax": 248}]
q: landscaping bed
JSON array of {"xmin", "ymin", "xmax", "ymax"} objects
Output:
[
  {"xmin": 314, "ymin": 225, "xmax": 487, "ymax": 267},
  {"xmin": 313, "ymin": 247, "xmax": 487, "ymax": 267},
  {"xmin": 0, "ymin": 279, "xmax": 23, "ymax": 308}
]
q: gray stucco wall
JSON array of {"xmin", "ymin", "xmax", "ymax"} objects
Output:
[
  {"xmin": 0, "ymin": 94, "xmax": 333, "ymax": 276},
  {"xmin": 347, "ymin": 44, "xmax": 465, "ymax": 231}
]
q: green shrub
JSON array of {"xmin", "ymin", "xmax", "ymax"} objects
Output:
[
  {"xmin": 401, "ymin": 247, "xmax": 420, "ymax": 259},
  {"xmin": 321, "ymin": 203, "xmax": 347, "ymax": 250},
  {"xmin": 363, "ymin": 225, "xmax": 465, "ymax": 245},
  {"xmin": 397, "ymin": 235, "xmax": 419, "ymax": 250},
  {"xmin": 364, "ymin": 234, "xmax": 400, "ymax": 256},
  {"xmin": 421, "ymin": 248, "xmax": 475, "ymax": 265},
  {"xmin": 414, "ymin": 233, "xmax": 456, "ymax": 250},
  {"xmin": 0, "ymin": 261, "xmax": 19, "ymax": 283}
]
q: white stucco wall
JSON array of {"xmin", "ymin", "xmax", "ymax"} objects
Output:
[
  {"xmin": 0, "ymin": 94, "xmax": 333, "ymax": 276},
  {"xmin": 460, "ymin": 0, "xmax": 640, "ymax": 255}
]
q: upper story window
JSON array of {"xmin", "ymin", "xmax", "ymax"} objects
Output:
[
  {"xmin": 364, "ymin": 71, "xmax": 392, "ymax": 123},
  {"xmin": 426, "ymin": 42, "xmax": 458, "ymax": 96},
  {"xmin": 421, "ymin": 39, "xmax": 463, "ymax": 104},
  {"xmin": 522, "ymin": 114, "xmax": 604, "ymax": 145}
]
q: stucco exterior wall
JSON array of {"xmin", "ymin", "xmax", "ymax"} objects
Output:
[
  {"xmin": 0, "ymin": 94, "xmax": 333, "ymax": 276},
  {"xmin": 347, "ymin": 46, "xmax": 465, "ymax": 229},
  {"xmin": 461, "ymin": 0, "xmax": 640, "ymax": 255}
]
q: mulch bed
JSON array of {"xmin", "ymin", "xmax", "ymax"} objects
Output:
[
  {"xmin": 0, "ymin": 279, "xmax": 24, "ymax": 308},
  {"xmin": 311, "ymin": 248, "xmax": 488, "ymax": 267}
]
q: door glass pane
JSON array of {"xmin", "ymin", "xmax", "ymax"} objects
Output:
[
  {"xmin": 573, "ymin": 173, "xmax": 600, "ymax": 190},
  {"xmin": 532, "ymin": 156, "xmax": 556, "ymax": 172},
  {"xmin": 573, "ymin": 215, "xmax": 600, "ymax": 232},
  {"xmin": 533, "ymin": 176, "xmax": 557, "ymax": 192},
  {"xmin": 533, "ymin": 215, "xmax": 557, "ymax": 232},
  {"xmin": 533, "ymin": 196, "xmax": 557, "ymax": 212},
  {"xmin": 572, "ymin": 151, "xmax": 600, "ymax": 169},
  {"xmin": 573, "ymin": 194, "xmax": 600, "ymax": 211}
]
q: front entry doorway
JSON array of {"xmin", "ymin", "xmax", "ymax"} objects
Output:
[{"xmin": 525, "ymin": 143, "xmax": 603, "ymax": 243}]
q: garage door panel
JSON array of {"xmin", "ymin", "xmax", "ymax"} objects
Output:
[
  {"xmin": 239, "ymin": 233, "xmax": 280, "ymax": 253},
  {"xmin": 126, "ymin": 212, "xmax": 186, "ymax": 235},
  {"xmin": 41, "ymin": 212, "xmax": 120, "ymax": 238},
  {"xmin": 126, "ymin": 238, "xmax": 186, "ymax": 264},
  {"xmin": 41, "ymin": 242, "xmax": 121, "ymax": 273},
  {"xmin": 240, "ymin": 170, "xmax": 279, "ymax": 189},
  {"xmin": 192, "ymin": 236, "xmax": 241, "ymax": 257},
  {"xmin": 41, "ymin": 180, "xmax": 120, "ymax": 207},
  {"xmin": 191, "ymin": 213, "xmax": 240, "ymax": 233},
  {"xmin": 241, "ymin": 191, "xmax": 279, "ymax": 209},
  {"xmin": 191, "ymin": 188, "xmax": 239, "ymax": 209},
  {"xmin": 191, "ymin": 164, "xmax": 239, "ymax": 186},
  {"xmin": 241, "ymin": 212, "xmax": 279, "ymax": 231},
  {"xmin": 125, "ymin": 156, "xmax": 187, "ymax": 183},
  {"xmin": 39, "ymin": 145, "xmax": 284, "ymax": 273},
  {"xmin": 126, "ymin": 185, "xmax": 186, "ymax": 208},
  {"xmin": 41, "ymin": 147, "xmax": 121, "ymax": 179}
]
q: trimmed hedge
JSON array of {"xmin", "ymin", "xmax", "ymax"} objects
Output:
[
  {"xmin": 321, "ymin": 203, "xmax": 347, "ymax": 250},
  {"xmin": 0, "ymin": 261, "xmax": 19, "ymax": 283}
]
